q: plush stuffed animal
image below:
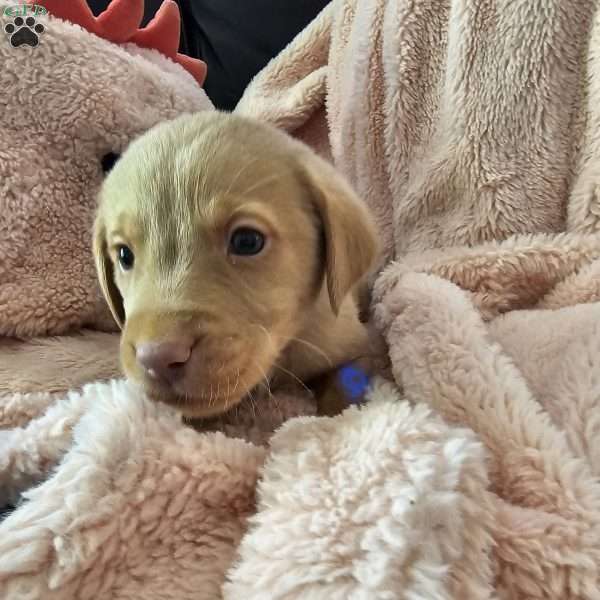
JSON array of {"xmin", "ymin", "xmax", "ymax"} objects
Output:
[{"xmin": 0, "ymin": 0, "xmax": 212, "ymax": 337}]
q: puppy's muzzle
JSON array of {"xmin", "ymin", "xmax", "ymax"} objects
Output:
[{"xmin": 136, "ymin": 337, "xmax": 195, "ymax": 386}]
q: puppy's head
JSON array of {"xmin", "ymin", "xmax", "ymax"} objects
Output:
[{"xmin": 94, "ymin": 112, "xmax": 378, "ymax": 417}]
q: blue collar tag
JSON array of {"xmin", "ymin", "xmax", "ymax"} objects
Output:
[{"xmin": 337, "ymin": 363, "xmax": 372, "ymax": 406}]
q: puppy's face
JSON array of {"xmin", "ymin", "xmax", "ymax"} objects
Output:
[{"xmin": 94, "ymin": 113, "xmax": 377, "ymax": 417}]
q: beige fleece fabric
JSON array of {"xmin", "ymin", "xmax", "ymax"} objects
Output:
[
  {"xmin": 1, "ymin": 377, "xmax": 493, "ymax": 600},
  {"xmin": 236, "ymin": 0, "xmax": 600, "ymax": 265},
  {"xmin": 0, "ymin": 9, "xmax": 213, "ymax": 337},
  {"xmin": 371, "ymin": 258, "xmax": 600, "ymax": 600}
]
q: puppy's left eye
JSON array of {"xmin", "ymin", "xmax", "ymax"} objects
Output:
[
  {"xmin": 117, "ymin": 245, "xmax": 135, "ymax": 270},
  {"xmin": 228, "ymin": 227, "xmax": 266, "ymax": 256}
]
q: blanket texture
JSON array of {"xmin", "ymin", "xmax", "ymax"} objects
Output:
[
  {"xmin": 3, "ymin": 0, "xmax": 600, "ymax": 598},
  {"xmin": 3, "ymin": 251, "xmax": 600, "ymax": 599},
  {"xmin": 236, "ymin": 0, "xmax": 600, "ymax": 263}
]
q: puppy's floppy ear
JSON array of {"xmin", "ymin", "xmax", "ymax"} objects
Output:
[
  {"xmin": 93, "ymin": 215, "xmax": 125, "ymax": 329},
  {"xmin": 301, "ymin": 155, "xmax": 380, "ymax": 315}
]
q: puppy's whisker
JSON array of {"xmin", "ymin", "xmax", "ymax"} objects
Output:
[
  {"xmin": 253, "ymin": 328, "xmax": 284, "ymax": 417},
  {"xmin": 254, "ymin": 323, "xmax": 332, "ymax": 367},
  {"xmin": 263, "ymin": 378, "xmax": 283, "ymax": 423},
  {"xmin": 255, "ymin": 324, "xmax": 277, "ymax": 357},
  {"xmin": 278, "ymin": 335, "xmax": 333, "ymax": 367},
  {"xmin": 272, "ymin": 363, "xmax": 312, "ymax": 396},
  {"xmin": 243, "ymin": 356, "xmax": 281, "ymax": 424},
  {"xmin": 208, "ymin": 383, "xmax": 214, "ymax": 409},
  {"xmin": 252, "ymin": 360, "xmax": 273, "ymax": 399},
  {"xmin": 247, "ymin": 387, "xmax": 258, "ymax": 421},
  {"xmin": 223, "ymin": 378, "xmax": 245, "ymax": 412},
  {"xmin": 272, "ymin": 394, "xmax": 283, "ymax": 424},
  {"xmin": 233, "ymin": 368, "xmax": 240, "ymax": 394}
]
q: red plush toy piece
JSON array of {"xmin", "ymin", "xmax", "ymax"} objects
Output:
[{"xmin": 28, "ymin": 0, "xmax": 207, "ymax": 85}]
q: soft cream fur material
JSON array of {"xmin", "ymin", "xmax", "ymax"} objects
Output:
[
  {"xmin": 4, "ymin": 0, "xmax": 600, "ymax": 597},
  {"xmin": 1, "ymin": 378, "xmax": 491, "ymax": 600},
  {"xmin": 0, "ymin": 8, "xmax": 213, "ymax": 336},
  {"xmin": 0, "ymin": 381, "xmax": 268, "ymax": 600}
]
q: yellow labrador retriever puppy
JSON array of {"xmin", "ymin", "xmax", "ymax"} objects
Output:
[{"xmin": 94, "ymin": 112, "xmax": 379, "ymax": 418}]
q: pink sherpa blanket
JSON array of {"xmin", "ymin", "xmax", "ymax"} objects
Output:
[{"xmin": 2, "ymin": 0, "xmax": 600, "ymax": 598}]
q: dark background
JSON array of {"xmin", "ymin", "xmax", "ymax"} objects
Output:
[{"xmin": 87, "ymin": 0, "xmax": 330, "ymax": 111}]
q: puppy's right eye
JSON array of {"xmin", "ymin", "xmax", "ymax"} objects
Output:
[
  {"xmin": 117, "ymin": 245, "xmax": 135, "ymax": 270},
  {"xmin": 228, "ymin": 227, "xmax": 266, "ymax": 256}
]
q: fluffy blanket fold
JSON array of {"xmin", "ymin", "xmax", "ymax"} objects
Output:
[
  {"xmin": 373, "ymin": 247, "xmax": 600, "ymax": 599},
  {"xmin": 3, "ymin": 0, "xmax": 600, "ymax": 598},
  {"xmin": 4, "ymin": 246, "xmax": 600, "ymax": 598},
  {"xmin": 1, "ymin": 377, "xmax": 492, "ymax": 600}
]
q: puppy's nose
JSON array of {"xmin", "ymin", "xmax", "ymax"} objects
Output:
[{"xmin": 136, "ymin": 339, "xmax": 193, "ymax": 385}]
